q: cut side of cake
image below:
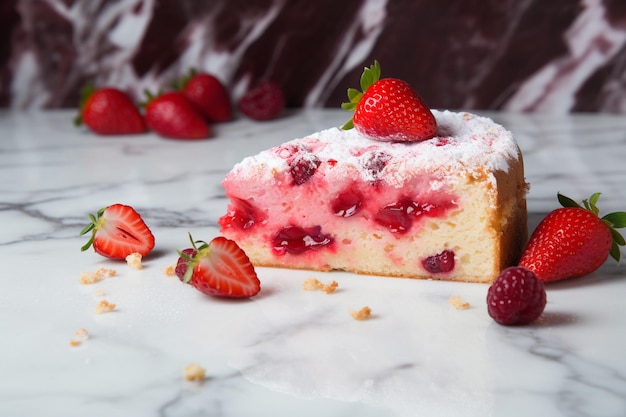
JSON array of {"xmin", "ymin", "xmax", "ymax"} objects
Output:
[{"xmin": 219, "ymin": 110, "xmax": 528, "ymax": 283}]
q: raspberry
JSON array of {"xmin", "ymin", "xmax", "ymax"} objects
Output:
[
  {"xmin": 487, "ymin": 266, "xmax": 547, "ymax": 325},
  {"xmin": 238, "ymin": 81, "xmax": 285, "ymax": 121}
]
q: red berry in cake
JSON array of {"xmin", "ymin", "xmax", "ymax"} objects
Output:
[
  {"xmin": 289, "ymin": 153, "xmax": 321, "ymax": 185},
  {"xmin": 180, "ymin": 235, "xmax": 260, "ymax": 298},
  {"xmin": 360, "ymin": 150, "xmax": 391, "ymax": 182},
  {"xmin": 178, "ymin": 69, "xmax": 232, "ymax": 123},
  {"xmin": 374, "ymin": 199, "xmax": 419, "ymax": 234},
  {"xmin": 422, "ymin": 249, "xmax": 455, "ymax": 274},
  {"xmin": 238, "ymin": 80, "xmax": 285, "ymax": 121},
  {"xmin": 487, "ymin": 266, "xmax": 547, "ymax": 325},
  {"xmin": 80, "ymin": 204, "xmax": 155, "ymax": 259},
  {"xmin": 74, "ymin": 85, "xmax": 146, "ymax": 135},
  {"xmin": 332, "ymin": 190, "xmax": 362, "ymax": 217},
  {"xmin": 144, "ymin": 91, "xmax": 210, "ymax": 139},
  {"xmin": 341, "ymin": 60, "xmax": 437, "ymax": 142},
  {"xmin": 273, "ymin": 225, "xmax": 334, "ymax": 255},
  {"xmin": 519, "ymin": 193, "xmax": 625, "ymax": 283},
  {"xmin": 219, "ymin": 197, "xmax": 262, "ymax": 231}
]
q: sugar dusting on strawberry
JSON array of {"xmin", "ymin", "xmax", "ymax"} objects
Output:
[
  {"xmin": 177, "ymin": 234, "xmax": 260, "ymax": 298},
  {"xmin": 519, "ymin": 192, "xmax": 626, "ymax": 283},
  {"xmin": 341, "ymin": 60, "xmax": 437, "ymax": 142},
  {"xmin": 80, "ymin": 204, "xmax": 155, "ymax": 259}
]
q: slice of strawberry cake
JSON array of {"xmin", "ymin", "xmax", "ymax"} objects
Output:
[
  {"xmin": 218, "ymin": 109, "xmax": 527, "ymax": 283},
  {"xmin": 219, "ymin": 62, "xmax": 527, "ymax": 283}
]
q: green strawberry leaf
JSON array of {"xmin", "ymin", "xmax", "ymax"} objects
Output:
[
  {"xmin": 347, "ymin": 88, "xmax": 361, "ymax": 102},
  {"xmin": 557, "ymin": 192, "xmax": 582, "ymax": 209},
  {"xmin": 341, "ymin": 60, "xmax": 382, "ymax": 130},
  {"xmin": 608, "ymin": 226, "xmax": 626, "ymax": 245},
  {"xmin": 582, "ymin": 192, "xmax": 601, "ymax": 215},
  {"xmin": 341, "ymin": 102, "xmax": 357, "ymax": 111},
  {"xmin": 360, "ymin": 60, "xmax": 381, "ymax": 91},
  {"xmin": 610, "ymin": 241, "xmax": 621, "ymax": 263},
  {"xmin": 341, "ymin": 119, "xmax": 354, "ymax": 130},
  {"xmin": 603, "ymin": 211, "xmax": 626, "ymax": 229}
]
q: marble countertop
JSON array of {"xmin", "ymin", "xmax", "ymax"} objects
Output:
[{"xmin": 1, "ymin": 109, "xmax": 625, "ymax": 417}]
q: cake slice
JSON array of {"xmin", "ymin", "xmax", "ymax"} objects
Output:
[{"xmin": 219, "ymin": 110, "xmax": 527, "ymax": 283}]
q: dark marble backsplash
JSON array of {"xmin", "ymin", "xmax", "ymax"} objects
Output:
[{"xmin": 1, "ymin": 0, "xmax": 625, "ymax": 113}]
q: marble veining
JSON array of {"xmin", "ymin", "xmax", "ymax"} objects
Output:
[
  {"xmin": 1, "ymin": 0, "xmax": 626, "ymax": 112},
  {"xmin": 0, "ymin": 109, "xmax": 625, "ymax": 417}
]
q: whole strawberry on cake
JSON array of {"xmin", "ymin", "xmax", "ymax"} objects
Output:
[{"xmin": 218, "ymin": 61, "xmax": 528, "ymax": 283}]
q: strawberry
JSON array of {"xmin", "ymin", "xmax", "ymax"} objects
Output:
[
  {"xmin": 341, "ymin": 60, "xmax": 437, "ymax": 142},
  {"xmin": 178, "ymin": 235, "xmax": 260, "ymax": 298},
  {"xmin": 238, "ymin": 80, "xmax": 285, "ymax": 121},
  {"xmin": 519, "ymin": 193, "xmax": 626, "ymax": 282},
  {"xmin": 80, "ymin": 204, "xmax": 155, "ymax": 259},
  {"xmin": 144, "ymin": 91, "xmax": 210, "ymax": 139},
  {"xmin": 74, "ymin": 85, "xmax": 146, "ymax": 135},
  {"xmin": 178, "ymin": 69, "xmax": 232, "ymax": 122}
]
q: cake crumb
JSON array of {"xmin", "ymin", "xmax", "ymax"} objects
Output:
[
  {"xmin": 163, "ymin": 264, "xmax": 177, "ymax": 277},
  {"xmin": 183, "ymin": 363, "xmax": 206, "ymax": 382},
  {"xmin": 69, "ymin": 328, "xmax": 89, "ymax": 346},
  {"xmin": 95, "ymin": 289, "xmax": 106, "ymax": 297},
  {"xmin": 302, "ymin": 277, "xmax": 338, "ymax": 294},
  {"xmin": 125, "ymin": 252, "xmax": 143, "ymax": 270},
  {"xmin": 79, "ymin": 267, "xmax": 117, "ymax": 284},
  {"xmin": 350, "ymin": 306, "xmax": 372, "ymax": 320},
  {"xmin": 94, "ymin": 300, "xmax": 116, "ymax": 314},
  {"xmin": 449, "ymin": 295, "xmax": 471, "ymax": 310}
]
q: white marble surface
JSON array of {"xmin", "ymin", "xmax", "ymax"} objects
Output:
[{"xmin": 1, "ymin": 109, "xmax": 625, "ymax": 417}]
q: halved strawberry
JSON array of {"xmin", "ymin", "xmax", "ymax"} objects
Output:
[
  {"xmin": 80, "ymin": 204, "xmax": 155, "ymax": 259},
  {"xmin": 341, "ymin": 60, "xmax": 437, "ymax": 142},
  {"xmin": 178, "ymin": 235, "xmax": 260, "ymax": 298}
]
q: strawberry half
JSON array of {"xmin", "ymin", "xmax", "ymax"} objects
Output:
[
  {"xmin": 74, "ymin": 85, "xmax": 146, "ymax": 135},
  {"xmin": 179, "ymin": 69, "xmax": 233, "ymax": 123},
  {"xmin": 519, "ymin": 193, "xmax": 626, "ymax": 282},
  {"xmin": 178, "ymin": 235, "xmax": 260, "ymax": 298},
  {"xmin": 80, "ymin": 204, "xmax": 155, "ymax": 259},
  {"xmin": 341, "ymin": 60, "xmax": 437, "ymax": 142}
]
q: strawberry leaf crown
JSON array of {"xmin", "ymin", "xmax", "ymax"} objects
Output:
[
  {"xmin": 558, "ymin": 192, "xmax": 626, "ymax": 262},
  {"xmin": 177, "ymin": 232, "xmax": 210, "ymax": 284},
  {"xmin": 74, "ymin": 83, "xmax": 97, "ymax": 127},
  {"xmin": 79, "ymin": 206, "xmax": 108, "ymax": 252},
  {"xmin": 341, "ymin": 60, "xmax": 381, "ymax": 130}
]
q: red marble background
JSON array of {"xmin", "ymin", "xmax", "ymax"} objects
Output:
[{"xmin": 1, "ymin": 0, "xmax": 625, "ymax": 112}]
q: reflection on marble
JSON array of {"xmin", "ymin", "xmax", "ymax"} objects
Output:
[
  {"xmin": 0, "ymin": 109, "xmax": 625, "ymax": 417},
  {"xmin": 1, "ymin": 0, "xmax": 626, "ymax": 112}
]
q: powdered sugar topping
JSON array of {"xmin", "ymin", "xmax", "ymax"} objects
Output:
[{"xmin": 229, "ymin": 110, "xmax": 520, "ymax": 184}]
